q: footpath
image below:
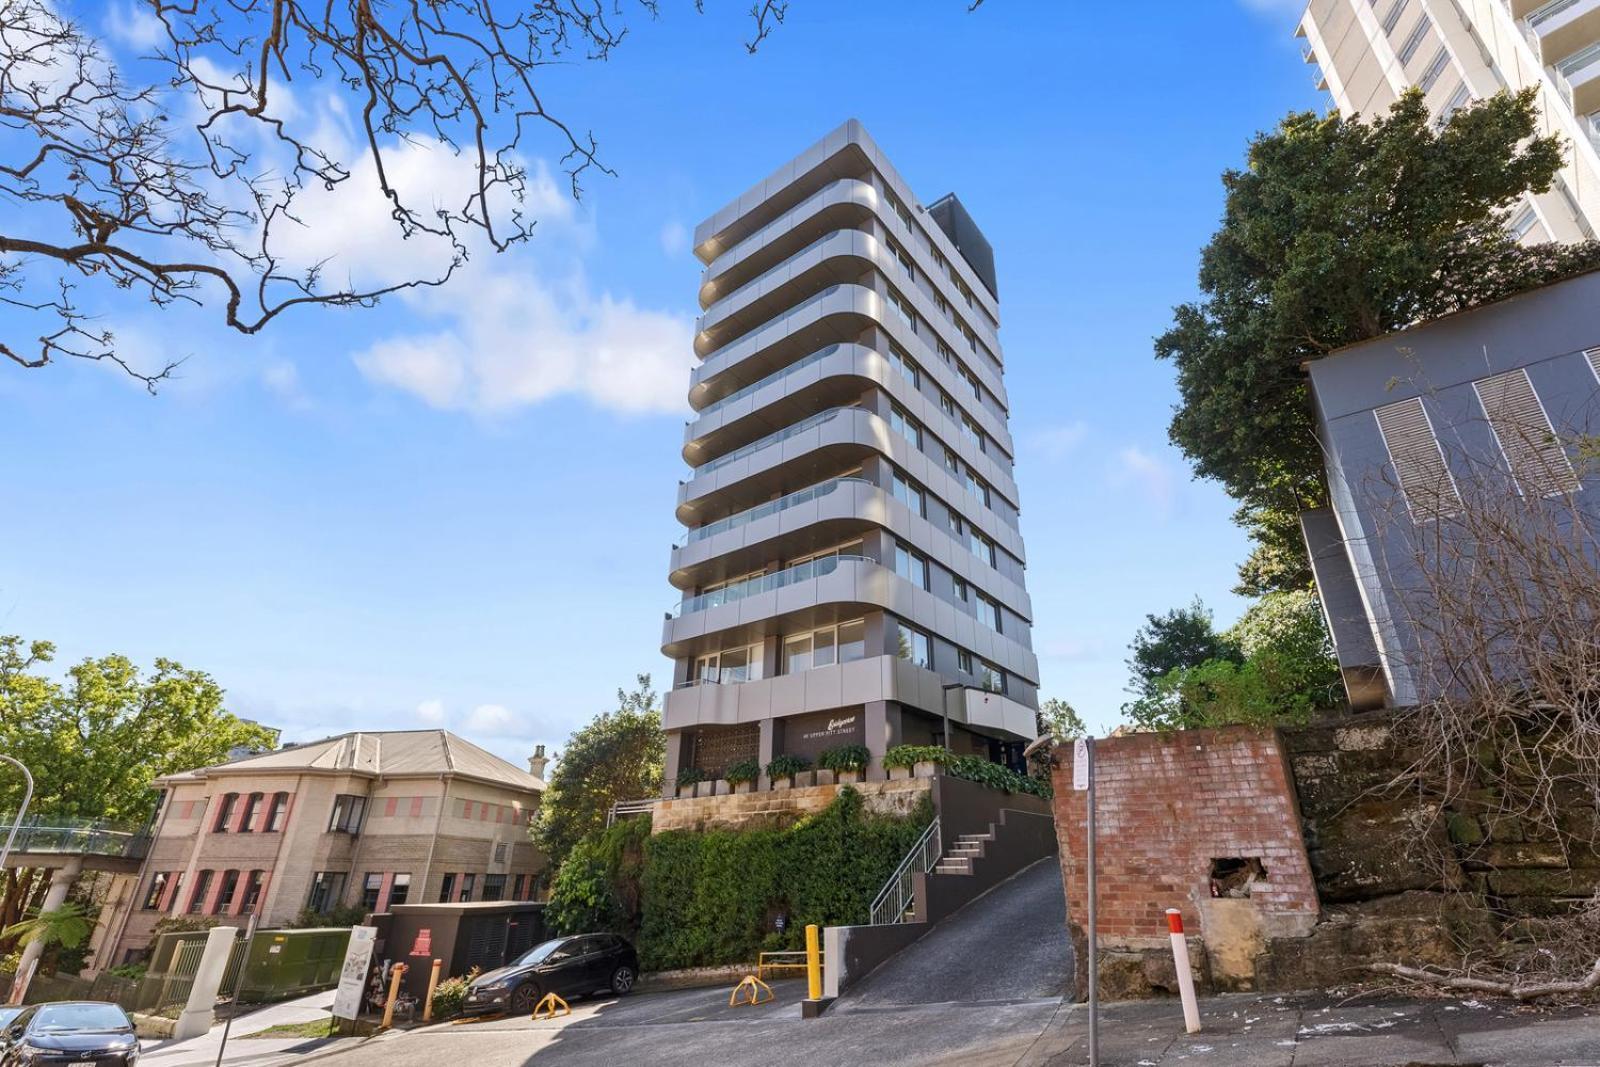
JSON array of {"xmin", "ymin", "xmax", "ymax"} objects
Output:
[
  {"xmin": 137, "ymin": 990, "xmax": 372, "ymax": 1067},
  {"xmin": 1009, "ymin": 990, "xmax": 1600, "ymax": 1066}
]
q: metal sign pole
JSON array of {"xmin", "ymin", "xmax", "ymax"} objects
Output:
[{"xmin": 1080, "ymin": 737, "xmax": 1099, "ymax": 1067}]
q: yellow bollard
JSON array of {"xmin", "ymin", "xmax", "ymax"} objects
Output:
[
  {"xmin": 422, "ymin": 959, "xmax": 442, "ymax": 1022},
  {"xmin": 381, "ymin": 962, "xmax": 409, "ymax": 1029},
  {"xmin": 805, "ymin": 923, "xmax": 822, "ymax": 1001}
]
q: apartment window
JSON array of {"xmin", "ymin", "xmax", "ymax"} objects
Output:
[
  {"xmin": 887, "ymin": 237, "xmax": 915, "ymax": 280},
  {"xmin": 1441, "ymin": 83, "xmax": 1472, "ymax": 123},
  {"xmin": 969, "ymin": 529, "xmax": 998, "ymax": 568},
  {"xmin": 361, "ymin": 873, "xmax": 384, "ymax": 911},
  {"xmin": 142, "ymin": 872, "xmax": 172, "ymax": 911},
  {"xmin": 943, "ymin": 447, "xmax": 960, "ymax": 475},
  {"xmin": 886, "ymin": 286, "xmax": 917, "ymax": 333},
  {"xmin": 976, "ymin": 659, "xmax": 1005, "ymax": 694},
  {"xmin": 512, "ymin": 874, "xmax": 527, "ymax": 901},
  {"xmin": 1381, "ymin": 0, "xmax": 1407, "ymax": 34},
  {"xmin": 895, "ymin": 544, "xmax": 930, "ymax": 590},
  {"xmin": 1397, "ymin": 15, "xmax": 1431, "ymax": 64},
  {"xmin": 952, "ymin": 576, "xmax": 969, "ymax": 603},
  {"xmin": 187, "ymin": 870, "xmax": 214, "ymax": 914},
  {"xmin": 889, "ymin": 405, "xmax": 922, "ymax": 449},
  {"xmin": 897, "ymin": 625, "xmax": 933, "ymax": 669},
  {"xmin": 694, "ymin": 644, "xmax": 763, "ymax": 686},
  {"xmin": 482, "ymin": 874, "xmax": 507, "ymax": 902},
  {"xmin": 887, "ymin": 191, "xmax": 913, "ymax": 230},
  {"xmin": 213, "ymin": 870, "xmax": 240, "ymax": 915},
  {"xmin": 239, "ymin": 793, "xmax": 263, "ymax": 833},
  {"xmin": 459, "ymin": 873, "xmax": 476, "ymax": 902},
  {"xmin": 936, "ymin": 339, "xmax": 955, "ymax": 365},
  {"xmin": 328, "ymin": 794, "xmax": 367, "ymax": 834},
  {"xmin": 306, "ymin": 871, "xmax": 345, "ymax": 914},
  {"xmin": 1418, "ymin": 47, "xmax": 1450, "ymax": 92},
  {"xmin": 976, "ymin": 593, "xmax": 1002, "ymax": 633},
  {"xmin": 965, "ymin": 468, "xmax": 993, "ymax": 507},
  {"xmin": 438, "ymin": 873, "xmax": 457, "ymax": 904},
  {"xmin": 960, "ymin": 366, "xmax": 981, "ymax": 401},
  {"xmin": 957, "ymin": 649, "xmax": 974, "ymax": 674},
  {"xmin": 887, "ymin": 342, "xmax": 920, "ymax": 388},
  {"xmin": 241, "ymin": 871, "xmax": 266, "ymax": 914},
  {"xmin": 1474, "ymin": 368, "xmax": 1580, "ymax": 496},
  {"xmin": 961, "ymin": 322, "xmax": 979, "ymax": 354},
  {"xmin": 938, "ymin": 391, "xmax": 956, "ymax": 420},
  {"xmin": 785, "ymin": 619, "xmax": 866, "ymax": 673},
  {"xmin": 1509, "ymin": 204, "xmax": 1540, "ymax": 240},
  {"xmin": 389, "ymin": 873, "xmax": 411, "ymax": 907},
  {"xmin": 892, "ymin": 471, "xmax": 926, "ymax": 517},
  {"xmin": 213, "ymin": 794, "xmax": 238, "ymax": 833},
  {"xmin": 1374, "ymin": 397, "xmax": 1462, "ymax": 519},
  {"xmin": 266, "ymin": 792, "xmax": 289, "ymax": 832},
  {"xmin": 961, "ymin": 414, "xmax": 985, "ymax": 452}
]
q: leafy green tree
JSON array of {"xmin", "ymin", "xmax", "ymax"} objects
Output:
[
  {"xmin": 532, "ymin": 675, "xmax": 664, "ymax": 872},
  {"xmin": 1037, "ymin": 698, "xmax": 1087, "ymax": 740},
  {"xmin": 2, "ymin": 902, "xmax": 90, "ymax": 953},
  {"xmin": 1159, "ymin": 88, "xmax": 1600, "ymax": 592},
  {"xmin": 1127, "ymin": 598, "xmax": 1241, "ymax": 699},
  {"xmin": 0, "ymin": 636, "xmax": 275, "ymax": 822}
]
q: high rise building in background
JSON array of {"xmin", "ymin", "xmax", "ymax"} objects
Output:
[
  {"xmin": 660, "ymin": 121, "xmax": 1039, "ymax": 792},
  {"xmin": 1298, "ymin": 0, "xmax": 1600, "ymax": 241}
]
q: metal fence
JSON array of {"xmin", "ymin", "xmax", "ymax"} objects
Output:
[
  {"xmin": 0, "ymin": 815, "xmax": 151, "ymax": 861},
  {"xmin": 868, "ymin": 817, "xmax": 942, "ymax": 926},
  {"xmin": 18, "ymin": 939, "xmax": 202, "ymax": 1016}
]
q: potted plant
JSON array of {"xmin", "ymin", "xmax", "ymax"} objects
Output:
[
  {"xmin": 676, "ymin": 767, "xmax": 706, "ymax": 798},
  {"xmin": 726, "ymin": 759, "xmax": 761, "ymax": 794},
  {"xmin": 765, "ymin": 754, "xmax": 811, "ymax": 790},
  {"xmin": 883, "ymin": 745, "xmax": 948, "ymax": 780},
  {"xmin": 819, "ymin": 744, "xmax": 872, "ymax": 785}
]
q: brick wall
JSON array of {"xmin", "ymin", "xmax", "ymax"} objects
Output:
[{"xmin": 1050, "ymin": 727, "xmax": 1319, "ymax": 970}]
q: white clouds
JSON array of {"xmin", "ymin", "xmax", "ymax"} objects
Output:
[
  {"xmin": 659, "ymin": 220, "xmax": 690, "ymax": 258},
  {"xmin": 260, "ymin": 359, "xmax": 311, "ymax": 410},
  {"xmin": 415, "ymin": 699, "xmax": 446, "ymax": 724},
  {"xmin": 463, "ymin": 703, "xmax": 520, "ymax": 737},
  {"xmin": 1109, "ymin": 445, "xmax": 1179, "ymax": 519},
  {"xmin": 103, "ymin": 0, "xmax": 165, "ymax": 50}
]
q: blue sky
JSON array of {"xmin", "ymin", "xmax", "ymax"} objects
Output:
[{"xmin": 1, "ymin": 0, "xmax": 1322, "ymax": 765}]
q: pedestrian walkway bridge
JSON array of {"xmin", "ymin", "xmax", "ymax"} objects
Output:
[{"xmin": 1, "ymin": 815, "xmax": 151, "ymax": 872}]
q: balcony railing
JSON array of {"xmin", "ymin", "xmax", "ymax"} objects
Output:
[
  {"xmin": 1530, "ymin": 0, "xmax": 1585, "ymax": 28},
  {"xmin": 1554, "ymin": 41, "xmax": 1600, "ymax": 106},
  {"xmin": 695, "ymin": 284, "xmax": 844, "ymax": 370},
  {"xmin": 692, "ymin": 406, "xmax": 852, "ymax": 476},
  {"xmin": 669, "ymin": 553, "xmax": 875, "ymax": 619},
  {"xmin": 675, "ymin": 475, "xmax": 874, "ymax": 548},
  {"xmin": 697, "ymin": 344, "xmax": 841, "ymax": 420},
  {"xmin": 0, "ymin": 815, "xmax": 151, "ymax": 861}
]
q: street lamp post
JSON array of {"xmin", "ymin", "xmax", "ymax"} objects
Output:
[{"xmin": 0, "ymin": 755, "xmax": 35, "ymax": 873}]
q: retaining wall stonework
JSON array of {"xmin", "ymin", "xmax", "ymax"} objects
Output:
[{"xmin": 650, "ymin": 778, "xmax": 931, "ymax": 833}]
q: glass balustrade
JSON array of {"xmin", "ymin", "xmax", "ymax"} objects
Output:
[
  {"xmin": 693, "ymin": 406, "xmax": 852, "ymax": 475},
  {"xmin": 676, "ymin": 476, "xmax": 874, "ymax": 547},
  {"xmin": 669, "ymin": 554, "xmax": 875, "ymax": 618},
  {"xmin": 696, "ymin": 345, "xmax": 842, "ymax": 419}
]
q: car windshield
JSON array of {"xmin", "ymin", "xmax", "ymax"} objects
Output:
[
  {"xmin": 33, "ymin": 1004, "xmax": 132, "ymax": 1033},
  {"xmin": 513, "ymin": 938, "xmax": 572, "ymax": 966}
]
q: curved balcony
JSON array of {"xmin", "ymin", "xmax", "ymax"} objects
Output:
[
  {"xmin": 677, "ymin": 406, "xmax": 1026, "ymax": 566},
  {"xmin": 683, "ymin": 343, "xmax": 1016, "ymax": 493},
  {"xmin": 669, "ymin": 553, "xmax": 874, "ymax": 619},
  {"xmin": 692, "ymin": 120, "xmax": 1001, "ymax": 327},
  {"xmin": 661, "ymin": 556, "xmax": 1040, "ymax": 686},
  {"xmin": 689, "ymin": 284, "xmax": 1013, "ymax": 460},
  {"xmin": 699, "ymin": 179, "xmax": 879, "ymax": 305},
  {"xmin": 669, "ymin": 475, "xmax": 1034, "ymax": 621},
  {"xmin": 694, "ymin": 230, "xmax": 1007, "ymax": 410}
]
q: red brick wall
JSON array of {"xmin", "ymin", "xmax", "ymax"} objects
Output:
[{"xmin": 1051, "ymin": 726, "xmax": 1319, "ymax": 946}]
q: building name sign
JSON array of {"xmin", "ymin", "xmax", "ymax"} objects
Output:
[{"xmin": 801, "ymin": 714, "xmax": 858, "ymax": 742}]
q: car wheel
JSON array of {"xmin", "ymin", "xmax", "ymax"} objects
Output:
[
  {"xmin": 510, "ymin": 981, "xmax": 540, "ymax": 1015},
  {"xmin": 609, "ymin": 964, "xmax": 636, "ymax": 995}
]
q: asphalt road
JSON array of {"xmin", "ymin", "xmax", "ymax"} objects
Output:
[{"xmin": 839, "ymin": 856, "xmax": 1073, "ymax": 1008}]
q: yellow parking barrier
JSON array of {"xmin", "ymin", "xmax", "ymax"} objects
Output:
[
  {"xmin": 728, "ymin": 974, "xmax": 775, "ymax": 1007},
  {"xmin": 532, "ymin": 991, "xmax": 571, "ymax": 1020}
]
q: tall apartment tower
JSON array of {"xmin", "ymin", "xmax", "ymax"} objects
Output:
[
  {"xmin": 1298, "ymin": 0, "xmax": 1600, "ymax": 241},
  {"xmin": 660, "ymin": 121, "xmax": 1039, "ymax": 793}
]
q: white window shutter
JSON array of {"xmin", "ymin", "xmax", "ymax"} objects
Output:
[
  {"xmin": 1374, "ymin": 397, "xmax": 1462, "ymax": 520},
  {"xmin": 1473, "ymin": 368, "xmax": 1580, "ymax": 497}
]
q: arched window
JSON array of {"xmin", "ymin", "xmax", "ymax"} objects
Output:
[
  {"xmin": 241, "ymin": 870, "xmax": 267, "ymax": 913},
  {"xmin": 212, "ymin": 870, "xmax": 240, "ymax": 914},
  {"xmin": 266, "ymin": 792, "xmax": 289, "ymax": 832},
  {"xmin": 239, "ymin": 793, "xmax": 264, "ymax": 832},
  {"xmin": 213, "ymin": 794, "xmax": 238, "ymax": 833}
]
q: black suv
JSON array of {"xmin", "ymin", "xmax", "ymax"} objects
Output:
[
  {"xmin": 0, "ymin": 1002, "xmax": 140, "ymax": 1067},
  {"xmin": 464, "ymin": 934, "xmax": 639, "ymax": 1015}
]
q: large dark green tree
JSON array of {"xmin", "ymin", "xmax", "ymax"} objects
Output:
[
  {"xmin": 531, "ymin": 675, "xmax": 665, "ymax": 873},
  {"xmin": 1159, "ymin": 88, "xmax": 1600, "ymax": 592},
  {"xmin": 1126, "ymin": 598, "xmax": 1241, "ymax": 700}
]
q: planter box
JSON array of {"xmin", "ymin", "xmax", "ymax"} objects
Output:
[
  {"xmin": 814, "ymin": 769, "xmax": 836, "ymax": 786},
  {"xmin": 732, "ymin": 780, "xmax": 753, "ymax": 795},
  {"xmin": 714, "ymin": 779, "xmax": 731, "ymax": 796},
  {"xmin": 774, "ymin": 775, "xmax": 794, "ymax": 790},
  {"xmin": 695, "ymin": 781, "xmax": 717, "ymax": 798},
  {"xmin": 914, "ymin": 760, "xmax": 940, "ymax": 779},
  {"xmin": 837, "ymin": 769, "xmax": 864, "ymax": 785},
  {"xmin": 888, "ymin": 766, "xmax": 911, "ymax": 781},
  {"xmin": 677, "ymin": 784, "xmax": 698, "ymax": 799}
]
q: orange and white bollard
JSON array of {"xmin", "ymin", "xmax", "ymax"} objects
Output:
[{"xmin": 1166, "ymin": 909, "xmax": 1201, "ymax": 1034}]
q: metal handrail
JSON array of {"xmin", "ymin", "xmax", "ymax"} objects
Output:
[
  {"xmin": 669, "ymin": 553, "xmax": 874, "ymax": 619},
  {"xmin": 868, "ymin": 817, "xmax": 941, "ymax": 926},
  {"xmin": 0, "ymin": 815, "xmax": 151, "ymax": 860},
  {"xmin": 691, "ymin": 405, "xmax": 850, "ymax": 476},
  {"xmin": 606, "ymin": 798, "xmax": 661, "ymax": 827},
  {"xmin": 1529, "ymin": 0, "xmax": 1584, "ymax": 27}
]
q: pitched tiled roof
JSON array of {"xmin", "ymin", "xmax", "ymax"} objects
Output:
[{"xmin": 160, "ymin": 730, "xmax": 544, "ymax": 792}]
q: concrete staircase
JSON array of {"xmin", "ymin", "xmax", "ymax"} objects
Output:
[{"xmin": 933, "ymin": 830, "xmax": 995, "ymax": 875}]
